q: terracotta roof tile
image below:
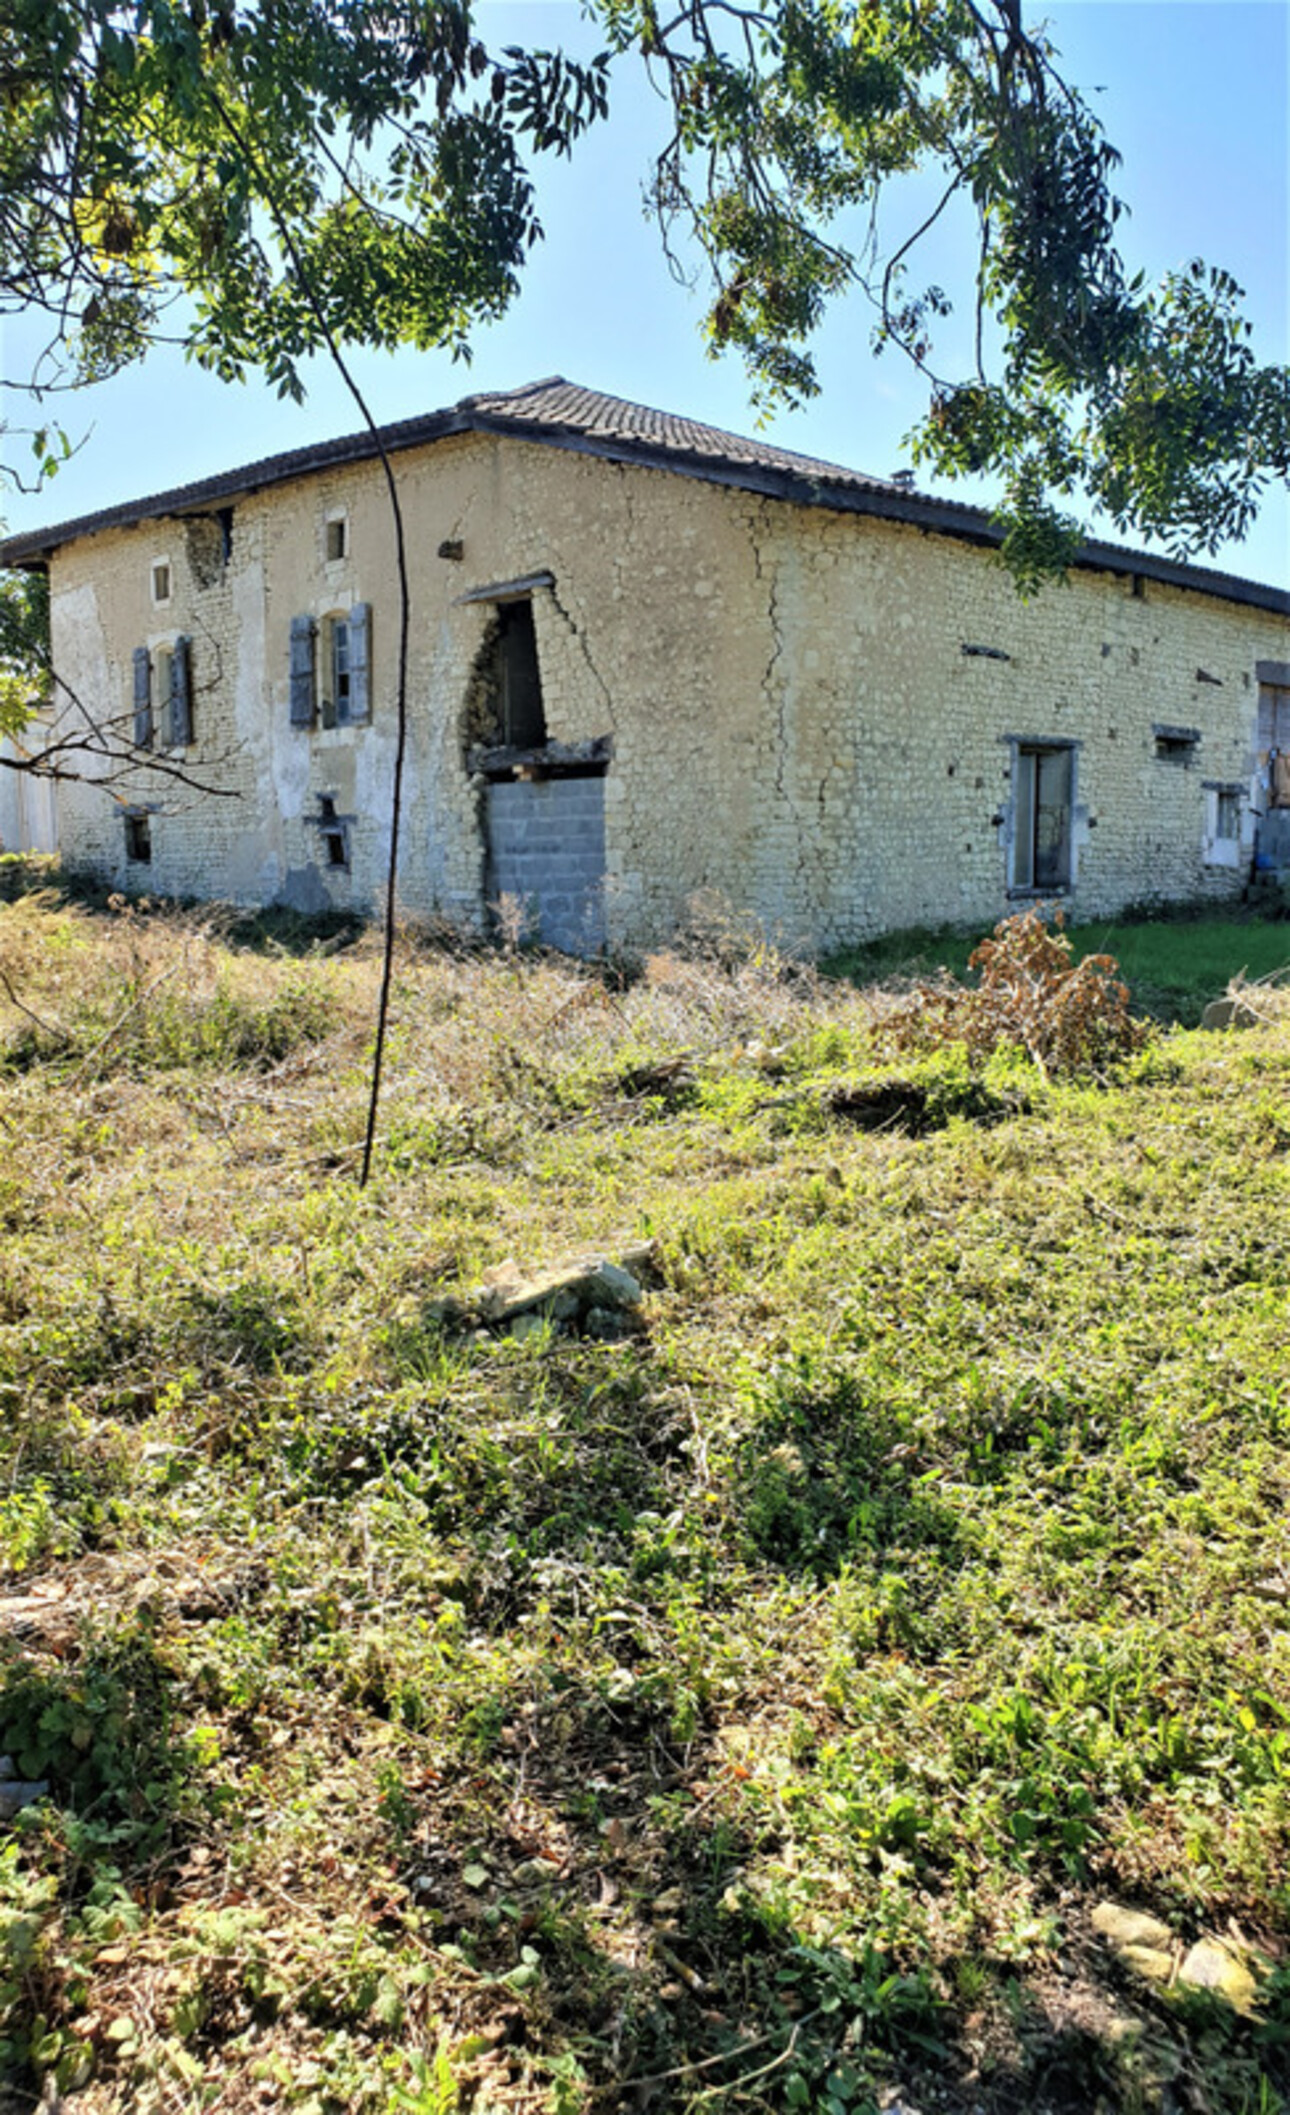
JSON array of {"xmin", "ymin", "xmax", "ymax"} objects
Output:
[{"xmin": 459, "ymin": 377, "xmax": 904, "ymax": 495}]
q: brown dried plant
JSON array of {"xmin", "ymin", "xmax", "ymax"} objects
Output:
[{"xmin": 881, "ymin": 907, "xmax": 1151, "ymax": 1078}]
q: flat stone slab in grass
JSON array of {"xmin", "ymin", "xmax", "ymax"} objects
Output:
[
  {"xmin": 1091, "ymin": 1903, "xmax": 1176, "ymax": 1954},
  {"xmin": 1093, "ymin": 1903, "xmax": 1265, "ymax": 2014},
  {"xmin": 1178, "ymin": 1939, "xmax": 1260, "ymax": 2015},
  {"xmin": 1201, "ymin": 995, "xmax": 1263, "ymax": 1031},
  {"xmin": 477, "ymin": 1249, "xmax": 649, "ymax": 1325}
]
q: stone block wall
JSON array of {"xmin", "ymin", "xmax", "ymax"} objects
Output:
[
  {"xmin": 486, "ymin": 775, "xmax": 607, "ymax": 953},
  {"xmin": 41, "ymin": 422, "xmax": 1290, "ymax": 953}
]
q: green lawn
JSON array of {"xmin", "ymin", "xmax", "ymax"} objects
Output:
[{"xmin": 829, "ymin": 904, "xmax": 1290, "ymax": 1025}]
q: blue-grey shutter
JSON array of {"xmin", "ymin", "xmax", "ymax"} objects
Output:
[
  {"xmin": 132, "ymin": 646, "xmax": 153, "ymax": 749},
  {"xmin": 289, "ymin": 615, "xmax": 316, "ymax": 726},
  {"xmin": 170, "ymin": 635, "xmax": 193, "ymax": 746},
  {"xmin": 348, "ymin": 603, "xmax": 371, "ymax": 723}
]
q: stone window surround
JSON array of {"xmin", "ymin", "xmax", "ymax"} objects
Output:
[
  {"xmin": 1153, "ymin": 721, "xmax": 1201, "ymax": 764},
  {"xmin": 1202, "ymin": 781, "xmax": 1248, "ymax": 869},
  {"xmin": 1003, "ymin": 734, "xmax": 1080, "ymax": 897}
]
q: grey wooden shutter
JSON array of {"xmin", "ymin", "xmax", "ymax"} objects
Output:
[
  {"xmin": 170, "ymin": 635, "xmax": 193, "ymax": 746},
  {"xmin": 348, "ymin": 603, "xmax": 371, "ymax": 723},
  {"xmin": 1258, "ymin": 685, "xmax": 1290, "ymax": 749},
  {"xmin": 289, "ymin": 615, "xmax": 317, "ymax": 726},
  {"xmin": 132, "ymin": 646, "xmax": 153, "ymax": 749}
]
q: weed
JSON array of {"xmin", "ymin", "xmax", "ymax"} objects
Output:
[
  {"xmin": 882, "ymin": 907, "xmax": 1151, "ymax": 1077},
  {"xmin": 0, "ymin": 1617, "xmax": 190, "ymax": 1841}
]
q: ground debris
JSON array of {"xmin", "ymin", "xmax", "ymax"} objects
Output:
[
  {"xmin": 1201, "ymin": 994, "xmax": 1263, "ymax": 1030},
  {"xmin": 0, "ymin": 1553, "xmax": 267, "ymax": 1649},
  {"xmin": 424, "ymin": 1242, "xmax": 655, "ymax": 1339},
  {"xmin": 1091, "ymin": 1902, "xmax": 1269, "ymax": 2015}
]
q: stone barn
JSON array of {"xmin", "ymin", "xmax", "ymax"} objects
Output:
[{"xmin": 3, "ymin": 377, "xmax": 1288, "ymax": 952}]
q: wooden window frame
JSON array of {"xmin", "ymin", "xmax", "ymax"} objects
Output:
[{"xmin": 1007, "ymin": 737, "xmax": 1078, "ymax": 897}]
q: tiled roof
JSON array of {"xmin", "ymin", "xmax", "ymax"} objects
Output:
[
  {"xmin": 456, "ymin": 377, "xmax": 905, "ymax": 496},
  {"xmin": 2, "ymin": 376, "xmax": 1286, "ymax": 616}
]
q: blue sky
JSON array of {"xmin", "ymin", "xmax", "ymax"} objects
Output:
[{"xmin": 3, "ymin": 0, "xmax": 1287, "ymax": 587}]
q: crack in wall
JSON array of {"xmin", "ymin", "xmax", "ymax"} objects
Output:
[
  {"xmin": 749, "ymin": 499, "xmax": 819, "ymax": 907},
  {"xmin": 546, "ymin": 576, "xmax": 616, "ymax": 730},
  {"xmin": 749, "ymin": 504, "xmax": 787, "ymax": 798}
]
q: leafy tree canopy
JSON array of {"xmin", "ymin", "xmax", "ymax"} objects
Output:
[
  {"xmin": 0, "ymin": 569, "xmax": 49, "ymax": 737},
  {"xmin": 0, "ymin": 0, "xmax": 1286, "ymax": 588}
]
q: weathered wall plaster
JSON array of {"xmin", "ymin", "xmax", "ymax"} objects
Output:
[{"xmin": 42, "ymin": 427, "xmax": 1290, "ymax": 951}]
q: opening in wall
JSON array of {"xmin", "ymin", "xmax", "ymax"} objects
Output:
[
  {"xmin": 496, "ymin": 601, "xmax": 545, "ymax": 747},
  {"xmin": 124, "ymin": 810, "xmax": 152, "ymax": 863},
  {"xmin": 321, "ymin": 615, "xmax": 350, "ymax": 728},
  {"xmin": 314, "ymin": 605, "xmax": 370, "ymax": 727},
  {"xmin": 317, "ymin": 793, "xmax": 349, "ymax": 869},
  {"xmin": 1010, "ymin": 741, "xmax": 1075, "ymax": 892},
  {"xmin": 1202, "ymin": 782, "xmax": 1243, "ymax": 864},
  {"xmin": 1154, "ymin": 723, "xmax": 1200, "ymax": 764},
  {"xmin": 1258, "ymin": 683, "xmax": 1290, "ymax": 808},
  {"xmin": 153, "ymin": 644, "xmax": 173, "ymax": 728}
]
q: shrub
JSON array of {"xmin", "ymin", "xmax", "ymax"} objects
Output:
[{"xmin": 881, "ymin": 907, "xmax": 1151, "ymax": 1077}]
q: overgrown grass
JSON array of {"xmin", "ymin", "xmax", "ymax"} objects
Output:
[{"xmin": 1, "ymin": 897, "xmax": 1288, "ymax": 2114}]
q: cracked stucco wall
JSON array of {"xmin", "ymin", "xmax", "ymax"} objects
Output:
[{"xmin": 44, "ymin": 428, "xmax": 1290, "ymax": 949}]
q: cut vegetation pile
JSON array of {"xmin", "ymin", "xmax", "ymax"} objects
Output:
[{"xmin": 1, "ymin": 885, "xmax": 1289, "ymax": 2115}]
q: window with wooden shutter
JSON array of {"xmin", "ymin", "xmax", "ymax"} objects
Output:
[
  {"xmin": 1258, "ymin": 685, "xmax": 1290, "ymax": 749},
  {"xmin": 347, "ymin": 603, "xmax": 371, "ymax": 724},
  {"xmin": 132, "ymin": 646, "xmax": 153, "ymax": 749},
  {"xmin": 289, "ymin": 615, "xmax": 317, "ymax": 726},
  {"xmin": 168, "ymin": 635, "xmax": 193, "ymax": 746}
]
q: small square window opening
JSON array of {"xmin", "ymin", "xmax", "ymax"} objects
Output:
[
  {"xmin": 152, "ymin": 561, "xmax": 171, "ymax": 604},
  {"xmin": 325, "ymin": 518, "xmax": 347, "ymax": 563},
  {"xmin": 125, "ymin": 811, "xmax": 152, "ymax": 863},
  {"xmin": 1154, "ymin": 723, "xmax": 1200, "ymax": 763}
]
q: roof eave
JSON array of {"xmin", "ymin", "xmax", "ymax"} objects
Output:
[
  {"xmin": 0, "ymin": 405, "xmax": 479, "ymax": 567},
  {"xmin": 3, "ymin": 403, "xmax": 1286, "ymax": 619}
]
